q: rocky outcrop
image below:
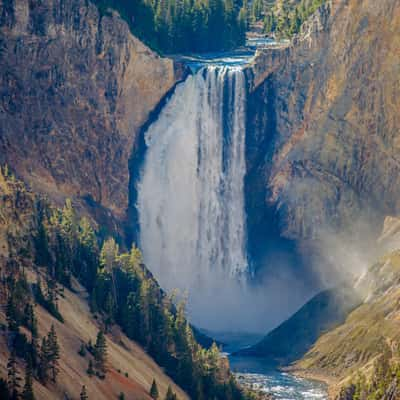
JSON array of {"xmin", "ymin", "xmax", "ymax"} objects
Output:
[
  {"xmin": 246, "ymin": 0, "xmax": 400, "ymax": 246},
  {"xmin": 0, "ymin": 0, "xmax": 184, "ymax": 237}
]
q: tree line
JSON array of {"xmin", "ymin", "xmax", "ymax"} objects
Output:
[
  {"xmin": 0, "ymin": 166, "xmax": 258, "ymax": 400},
  {"xmin": 260, "ymin": 0, "xmax": 327, "ymax": 38},
  {"xmin": 94, "ymin": 0, "xmax": 247, "ymax": 53},
  {"xmin": 33, "ymin": 198, "xmax": 250, "ymax": 399}
]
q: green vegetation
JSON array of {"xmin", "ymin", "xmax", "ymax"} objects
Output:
[
  {"xmin": 94, "ymin": 330, "xmax": 108, "ymax": 378},
  {"xmin": 21, "ymin": 361, "xmax": 35, "ymax": 400},
  {"xmin": 338, "ymin": 352, "xmax": 400, "ymax": 400},
  {"xmin": 258, "ymin": 0, "xmax": 327, "ymax": 38},
  {"xmin": 7, "ymin": 351, "xmax": 21, "ymax": 400},
  {"xmin": 87, "ymin": 360, "xmax": 95, "ymax": 377},
  {"xmin": 165, "ymin": 385, "xmax": 177, "ymax": 400},
  {"xmin": 150, "ymin": 378, "xmax": 159, "ymax": 399},
  {"xmin": 38, "ymin": 325, "xmax": 61, "ymax": 383},
  {"xmin": 1, "ymin": 169, "xmax": 256, "ymax": 400},
  {"xmin": 93, "ymin": 0, "xmax": 247, "ymax": 54}
]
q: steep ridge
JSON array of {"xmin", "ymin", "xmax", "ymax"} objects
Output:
[
  {"xmin": 0, "ymin": 167, "xmax": 188, "ymax": 399},
  {"xmin": 0, "ymin": 168, "xmax": 257, "ymax": 400},
  {"xmin": 0, "ymin": 0, "xmax": 185, "ymax": 237},
  {"xmin": 292, "ymin": 230, "xmax": 400, "ymax": 398},
  {"xmin": 237, "ymin": 286, "xmax": 361, "ymax": 365},
  {"xmin": 246, "ymin": 0, "xmax": 400, "ymax": 250},
  {"xmin": 1, "ymin": 274, "xmax": 189, "ymax": 400}
]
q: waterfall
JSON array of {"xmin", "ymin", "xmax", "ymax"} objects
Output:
[{"xmin": 137, "ymin": 66, "xmax": 248, "ymax": 326}]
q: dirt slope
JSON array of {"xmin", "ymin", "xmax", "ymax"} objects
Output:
[{"xmin": 0, "ymin": 271, "xmax": 189, "ymax": 400}]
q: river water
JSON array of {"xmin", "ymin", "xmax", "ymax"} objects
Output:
[{"xmin": 229, "ymin": 356, "xmax": 328, "ymax": 400}]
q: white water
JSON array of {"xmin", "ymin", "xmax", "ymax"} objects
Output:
[
  {"xmin": 230, "ymin": 357, "xmax": 327, "ymax": 400},
  {"xmin": 138, "ymin": 66, "xmax": 249, "ymax": 327}
]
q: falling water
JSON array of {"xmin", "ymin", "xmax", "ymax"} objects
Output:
[{"xmin": 137, "ymin": 66, "xmax": 248, "ymax": 326}]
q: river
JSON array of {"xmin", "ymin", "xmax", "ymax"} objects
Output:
[{"xmin": 229, "ymin": 356, "xmax": 328, "ymax": 400}]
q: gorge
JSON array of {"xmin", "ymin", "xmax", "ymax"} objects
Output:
[{"xmin": 1, "ymin": 0, "xmax": 400, "ymax": 398}]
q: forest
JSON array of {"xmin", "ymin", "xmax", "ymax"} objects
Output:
[
  {"xmin": 261, "ymin": 0, "xmax": 327, "ymax": 37},
  {"xmin": 94, "ymin": 0, "xmax": 247, "ymax": 53},
  {"xmin": 0, "ymin": 166, "xmax": 257, "ymax": 400}
]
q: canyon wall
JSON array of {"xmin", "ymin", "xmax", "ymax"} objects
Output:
[
  {"xmin": 0, "ymin": 0, "xmax": 184, "ymax": 237},
  {"xmin": 1, "ymin": 0, "xmax": 399, "ymax": 275},
  {"xmin": 246, "ymin": 0, "xmax": 400, "ymax": 252}
]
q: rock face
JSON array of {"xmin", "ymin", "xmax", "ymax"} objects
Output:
[
  {"xmin": 0, "ymin": 0, "xmax": 183, "ymax": 236},
  {"xmin": 246, "ymin": 0, "xmax": 400, "ymax": 247}
]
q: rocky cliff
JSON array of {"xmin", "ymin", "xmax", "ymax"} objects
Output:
[
  {"xmin": 0, "ymin": 0, "xmax": 184, "ymax": 238},
  {"xmin": 246, "ymin": 0, "xmax": 400, "ymax": 250}
]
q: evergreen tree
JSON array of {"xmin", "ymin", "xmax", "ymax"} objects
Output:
[
  {"xmin": 164, "ymin": 385, "xmax": 177, "ymax": 400},
  {"xmin": 24, "ymin": 304, "xmax": 38, "ymax": 337},
  {"xmin": 86, "ymin": 360, "xmax": 95, "ymax": 377},
  {"xmin": 21, "ymin": 361, "xmax": 35, "ymax": 400},
  {"xmin": 150, "ymin": 378, "xmax": 159, "ymax": 399},
  {"xmin": 80, "ymin": 385, "xmax": 88, "ymax": 400},
  {"xmin": 6, "ymin": 294, "xmax": 18, "ymax": 331},
  {"xmin": 38, "ymin": 337, "xmax": 50, "ymax": 383},
  {"xmin": 94, "ymin": 330, "xmax": 107, "ymax": 376},
  {"xmin": 28, "ymin": 334, "xmax": 39, "ymax": 377},
  {"xmin": 92, "ymin": 0, "xmax": 247, "ymax": 53},
  {"xmin": 7, "ymin": 351, "xmax": 21, "ymax": 400},
  {"xmin": 47, "ymin": 325, "xmax": 60, "ymax": 382},
  {"xmin": 118, "ymin": 393, "xmax": 125, "ymax": 400},
  {"xmin": 78, "ymin": 343, "xmax": 87, "ymax": 357},
  {"xmin": 77, "ymin": 217, "xmax": 98, "ymax": 290},
  {"xmin": 34, "ymin": 205, "xmax": 51, "ymax": 267}
]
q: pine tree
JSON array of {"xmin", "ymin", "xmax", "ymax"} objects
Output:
[
  {"xmin": 94, "ymin": 330, "xmax": 107, "ymax": 376},
  {"xmin": 80, "ymin": 385, "xmax": 88, "ymax": 400},
  {"xmin": 6, "ymin": 294, "xmax": 18, "ymax": 331},
  {"xmin": 118, "ymin": 393, "xmax": 125, "ymax": 400},
  {"xmin": 24, "ymin": 304, "xmax": 38, "ymax": 337},
  {"xmin": 100, "ymin": 238, "xmax": 119, "ymax": 315},
  {"xmin": 34, "ymin": 206, "xmax": 51, "ymax": 267},
  {"xmin": 78, "ymin": 217, "xmax": 98, "ymax": 289},
  {"xmin": 150, "ymin": 378, "xmax": 159, "ymax": 399},
  {"xmin": 78, "ymin": 343, "xmax": 87, "ymax": 357},
  {"xmin": 7, "ymin": 351, "xmax": 21, "ymax": 400},
  {"xmin": 21, "ymin": 361, "xmax": 35, "ymax": 400},
  {"xmin": 47, "ymin": 325, "xmax": 60, "ymax": 382},
  {"xmin": 28, "ymin": 334, "xmax": 39, "ymax": 376},
  {"xmin": 38, "ymin": 337, "xmax": 50, "ymax": 383},
  {"xmin": 164, "ymin": 385, "xmax": 177, "ymax": 400},
  {"xmin": 86, "ymin": 360, "xmax": 94, "ymax": 377}
]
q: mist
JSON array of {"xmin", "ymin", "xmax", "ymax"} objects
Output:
[{"xmin": 136, "ymin": 62, "xmax": 386, "ymax": 335}]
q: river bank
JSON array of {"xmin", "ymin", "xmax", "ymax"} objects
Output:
[{"xmin": 287, "ymin": 368, "xmax": 339, "ymax": 400}]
